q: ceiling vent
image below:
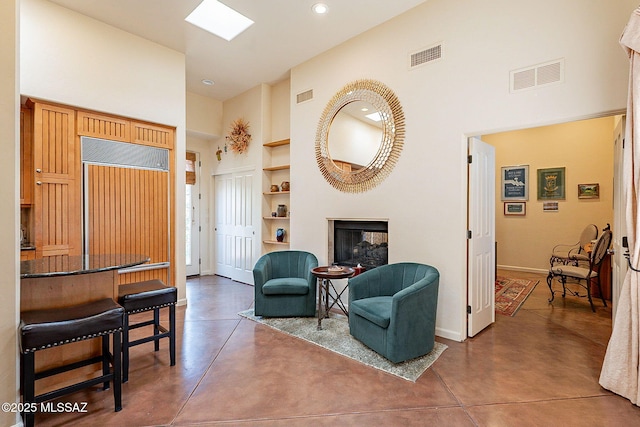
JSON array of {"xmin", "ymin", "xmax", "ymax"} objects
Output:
[
  {"xmin": 296, "ymin": 89, "xmax": 313, "ymax": 104},
  {"xmin": 510, "ymin": 59, "xmax": 564, "ymax": 93},
  {"xmin": 409, "ymin": 43, "xmax": 443, "ymax": 69}
]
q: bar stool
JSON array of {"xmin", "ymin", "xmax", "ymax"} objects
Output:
[
  {"xmin": 118, "ymin": 279, "xmax": 177, "ymax": 382},
  {"xmin": 19, "ymin": 298, "xmax": 124, "ymax": 427}
]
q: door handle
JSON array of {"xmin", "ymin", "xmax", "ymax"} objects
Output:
[
  {"xmin": 36, "ymin": 181, "xmax": 42, "ymax": 186},
  {"xmin": 36, "ymin": 168, "xmax": 41, "ymax": 173}
]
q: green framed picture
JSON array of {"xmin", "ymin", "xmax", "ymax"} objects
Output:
[{"xmin": 537, "ymin": 167, "xmax": 565, "ymax": 200}]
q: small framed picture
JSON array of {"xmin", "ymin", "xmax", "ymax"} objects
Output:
[
  {"xmin": 504, "ymin": 202, "xmax": 526, "ymax": 216},
  {"xmin": 543, "ymin": 201, "xmax": 559, "ymax": 212},
  {"xmin": 578, "ymin": 183, "xmax": 599, "ymax": 199}
]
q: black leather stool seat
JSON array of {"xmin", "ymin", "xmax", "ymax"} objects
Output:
[
  {"xmin": 118, "ymin": 279, "xmax": 177, "ymax": 312},
  {"xmin": 21, "ymin": 298, "xmax": 124, "ymax": 353},
  {"xmin": 118, "ymin": 279, "xmax": 177, "ymax": 382},
  {"xmin": 20, "ymin": 298, "xmax": 124, "ymax": 427}
]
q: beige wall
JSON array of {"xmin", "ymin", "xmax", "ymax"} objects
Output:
[
  {"xmin": 0, "ymin": 1, "xmax": 19, "ymax": 424},
  {"xmin": 187, "ymin": 91, "xmax": 223, "ymax": 138},
  {"xmin": 484, "ymin": 116, "xmax": 616, "ymax": 272},
  {"xmin": 290, "ymin": 0, "xmax": 635, "ymax": 341}
]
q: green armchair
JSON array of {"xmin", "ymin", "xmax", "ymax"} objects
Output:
[
  {"xmin": 253, "ymin": 250, "xmax": 319, "ymax": 317},
  {"xmin": 348, "ymin": 262, "xmax": 439, "ymax": 363}
]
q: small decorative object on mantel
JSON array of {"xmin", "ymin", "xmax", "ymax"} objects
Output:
[
  {"xmin": 281, "ymin": 181, "xmax": 290, "ymax": 191},
  {"xmin": 270, "ymin": 184, "xmax": 279, "ymax": 192},
  {"xmin": 225, "ymin": 118, "xmax": 252, "ymax": 154},
  {"xmin": 277, "ymin": 204, "xmax": 287, "ymax": 217},
  {"xmin": 276, "ymin": 228, "xmax": 286, "ymax": 242}
]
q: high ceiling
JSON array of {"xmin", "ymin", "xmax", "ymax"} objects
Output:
[{"xmin": 48, "ymin": 0, "xmax": 427, "ymax": 101}]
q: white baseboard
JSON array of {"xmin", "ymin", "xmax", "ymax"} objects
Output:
[{"xmin": 497, "ymin": 265, "xmax": 547, "ymax": 274}]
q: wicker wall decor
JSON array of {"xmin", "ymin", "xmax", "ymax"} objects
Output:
[{"xmin": 315, "ymin": 79, "xmax": 405, "ymax": 193}]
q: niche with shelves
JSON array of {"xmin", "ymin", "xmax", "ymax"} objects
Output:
[{"xmin": 262, "ymin": 139, "xmax": 290, "ymax": 249}]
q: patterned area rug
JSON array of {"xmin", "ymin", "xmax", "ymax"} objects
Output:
[
  {"xmin": 238, "ymin": 309, "xmax": 447, "ymax": 382},
  {"xmin": 495, "ymin": 276, "xmax": 539, "ymax": 316}
]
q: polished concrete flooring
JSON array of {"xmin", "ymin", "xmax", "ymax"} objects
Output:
[{"xmin": 33, "ymin": 270, "xmax": 640, "ymax": 426}]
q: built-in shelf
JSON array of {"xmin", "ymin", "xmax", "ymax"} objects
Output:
[
  {"xmin": 263, "ymin": 240, "xmax": 289, "ymax": 245},
  {"xmin": 263, "ymin": 164, "xmax": 290, "ymax": 171},
  {"xmin": 263, "ymin": 138, "xmax": 291, "ymax": 253},
  {"xmin": 263, "ymin": 138, "xmax": 290, "ymax": 148},
  {"xmin": 263, "ymin": 191, "xmax": 290, "ymax": 195}
]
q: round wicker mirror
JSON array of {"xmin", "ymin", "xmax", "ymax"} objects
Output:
[{"xmin": 315, "ymin": 79, "xmax": 405, "ymax": 193}]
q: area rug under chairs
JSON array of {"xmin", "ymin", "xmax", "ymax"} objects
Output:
[
  {"xmin": 495, "ymin": 276, "xmax": 539, "ymax": 316},
  {"xmin": 238, "ymin": 309, "xmax": 447, "ymax": 382}
]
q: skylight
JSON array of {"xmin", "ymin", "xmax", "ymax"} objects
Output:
[{"xmin": 185, "ymin": 0, "xmax": 254, "ymax": 41}]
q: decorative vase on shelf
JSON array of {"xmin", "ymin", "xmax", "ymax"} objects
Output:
[
  {"xmin": 281, "ymin": 181, "xmax": 290, "ymax": 192},
  {"xmin": 276, "ymin": 228, "xmax": 286, "ymax": 242},
  {"xmin": 277, "ymin": 204, "xmax": 287, "ymax": 217},
  {"xmin": 270, "ymin": 184, "xmax": 279, "ymax": 192}
]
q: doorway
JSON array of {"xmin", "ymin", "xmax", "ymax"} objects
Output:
[
  {"xmin": 468, "ymin": 114, "xmax": 624, "ymax": 337},
  {"xmin": 186, "ymin": 151, "xmax": 201, "ymax": 277}
]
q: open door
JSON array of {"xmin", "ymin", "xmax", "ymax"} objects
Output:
[{"xmin": 468, "ymin": 136, "xmax": 496, "ymax": 337}]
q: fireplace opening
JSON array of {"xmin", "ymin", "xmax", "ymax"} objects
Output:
[{"xmin": 333, "ymin": 220, "xmax": 388, "ymax": 270}]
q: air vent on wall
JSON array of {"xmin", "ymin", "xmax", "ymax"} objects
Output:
[
  {"xmin": 510, "ymin": 59, "xmax": 564, "ymax": 93},
  {"xmin": 409, "ymin": 43, "xmax": 443, "ymax": 69},
  {"xmin": 296, "ymin": 89, "xmax": 313, "ymax": 104}
]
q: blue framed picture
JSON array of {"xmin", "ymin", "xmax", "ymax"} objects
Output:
[{"xmin": 501, "ymin": 165, "xmax": 529, "ymax": 200}]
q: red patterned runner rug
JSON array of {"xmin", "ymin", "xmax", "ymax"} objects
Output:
[{"xmin": 495, "ymin": 276, "xmax": 539, "ymax": 316}]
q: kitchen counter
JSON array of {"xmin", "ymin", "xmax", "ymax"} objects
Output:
[{"xmin": 20, "ymin": 253, "xmax": 149, "ymax": 278}]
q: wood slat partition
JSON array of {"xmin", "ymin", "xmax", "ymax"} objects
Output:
[
  {"xmin": 132, "ymin": 120, "xmax": 175, "ymax": 150},
  {"xmin": 87, "ymin": 164, "xmax": 170, "ymax": 285},
  {"xmin": 77, "ymin": 110, "xmax": 130, "ymax": 142}
]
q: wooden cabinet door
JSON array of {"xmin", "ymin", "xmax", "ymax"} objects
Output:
[
  {"xmin": 20, "ymin": 107, "xmax": 33, "ymax": 205},
  {"xmin": 32, "ymin": 102, "xmax": 81, "ymax": 258}
]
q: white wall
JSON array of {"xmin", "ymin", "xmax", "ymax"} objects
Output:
[
  {"xmin": 0, "ymin": 1, "xmax": 19, "ymax": 424},
  {"xmin": 20, "ymin": 0, "xmax": 187, "ymax": 302},
  {"xmin": 187, "ymin": 91, "xmax": 223, "ymax": 138},
  {"xmin": 290, "ymin": 0, "xmax": 635, "ymax": 341}
]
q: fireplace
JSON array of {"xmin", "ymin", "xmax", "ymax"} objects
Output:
[{"xmin": 331, "ymin": 220, "xmax": 388, "ymax": 270}]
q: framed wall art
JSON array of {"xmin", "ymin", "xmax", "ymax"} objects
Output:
[
  {"xmin": 578, "ymin": 183, "xmax": 599, "ymax": 199},
  {"xmin": 537, "ymin": 167, "xmax": 565, "ymax": 200},
  {"xmin": 504, "ymin": 202, "xmax": 526, "ymax": 216},
  {"xmin": 501, "ymin": 165, "xmax": 529, "ymax": 200}
]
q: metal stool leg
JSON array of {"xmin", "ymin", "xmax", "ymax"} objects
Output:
[
  {"xmin": 169, "ymin": 304, "xmax": 176, "ymax": 366},
  {"xmin": 122, "ymin": 312, "xmax": 130, "ymax": 383}
]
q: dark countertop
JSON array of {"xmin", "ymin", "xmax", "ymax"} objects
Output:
[{"xmin": 20, "ymin": 254, "xmax": 150, "ymax": 278}]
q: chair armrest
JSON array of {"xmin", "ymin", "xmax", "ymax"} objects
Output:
[{"xmin": 252, "ymin": 256, "xmax": 271, "ymax": 290}]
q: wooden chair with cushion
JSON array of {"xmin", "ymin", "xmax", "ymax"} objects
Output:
[{"xmin": 547, "ymin": 229, "xmax": 612, "ymax": 312}]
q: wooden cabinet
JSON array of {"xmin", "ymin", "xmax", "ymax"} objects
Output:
[
  {"xmin": 30, "ymin": 101, "xmax": 82, "ymax": 258},
  {"xmin": 263, "ymin": 139, "xmax": 290, "ymax": 249},
  {"xmin": 20, "ymin": 107, "xmax": 33, "ymax": 206}
]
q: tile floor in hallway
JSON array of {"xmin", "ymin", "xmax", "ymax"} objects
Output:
[{"xmin": 33, "ymin": 270, "xmax": 640, "ymax": 426}]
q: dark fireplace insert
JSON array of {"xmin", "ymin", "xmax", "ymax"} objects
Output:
[{"xmin": 333, "ymin": 220, "xmax": 388, "ymax": 271}]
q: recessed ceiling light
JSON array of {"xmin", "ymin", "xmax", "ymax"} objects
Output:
[
  {"xmin": 202, "ymin": 79, "xmax": 214, "ymax": 86},
  {"xmin": 186, "ymin": 0, "xmax": 254, "ymax": 41},
  {"xmin": 312, "ymin": 3, "xmax": 329, "ymax": 14}
]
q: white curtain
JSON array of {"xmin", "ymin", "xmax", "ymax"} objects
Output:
[{"xmin": 599, "ymin": 7, "xmax": 640, "ymax": 405}]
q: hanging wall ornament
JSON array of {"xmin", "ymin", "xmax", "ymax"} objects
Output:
[{"xmin": 226, "ymin": 118, "xmax": 252, "ymax": 154}]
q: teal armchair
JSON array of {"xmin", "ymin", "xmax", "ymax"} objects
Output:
[
  {"xmin": 253, "ymin": 250, "xmax": 319, "ymax": 317},
  {"xmin": 348, "ymin": 263, "xmax": 439, "ymax": 363}
]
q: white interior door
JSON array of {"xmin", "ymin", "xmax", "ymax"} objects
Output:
[
  {"xmin": 214, "ymin": 170, "xmax": 257, "ymax": 284},
  {"xmin": 186, "ymin": 180, "xmax": 201, "ymax": 276},
  {"xmin": 612, "ymin": 116, "xmax": 627, "ymax": 319},
  {"xmin": 468, "ymin": 136, "xmax": 496, "ymax": 337}
]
